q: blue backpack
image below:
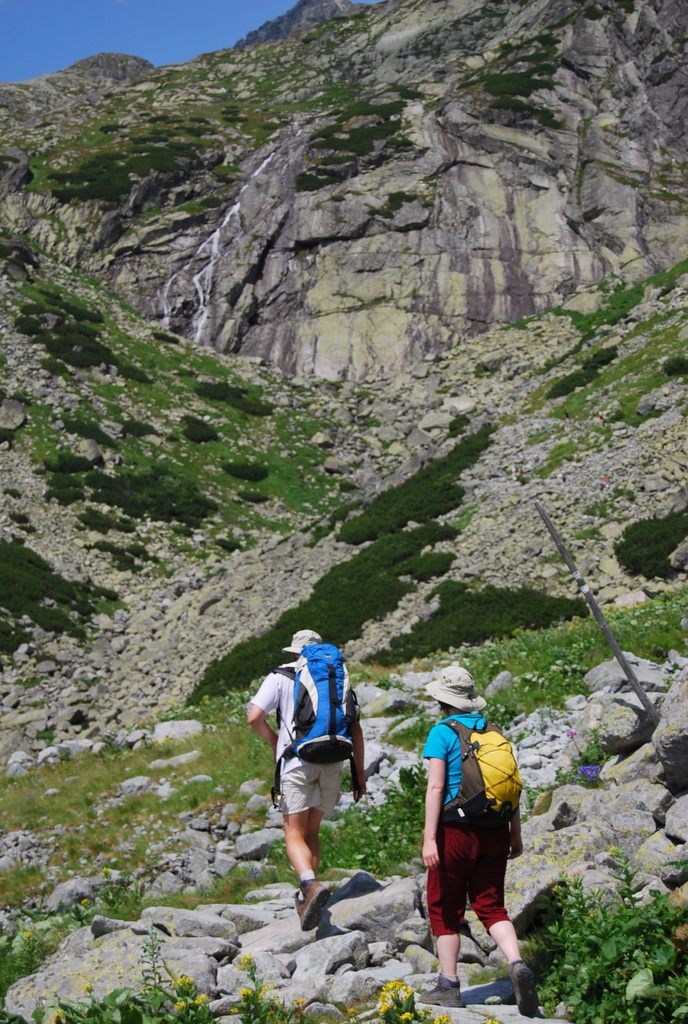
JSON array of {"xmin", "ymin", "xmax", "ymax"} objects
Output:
[{"xmin": 272, "ymin": 643, "xmax": 360, "ymax": 800}]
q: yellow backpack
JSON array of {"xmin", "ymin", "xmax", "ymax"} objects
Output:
[{"xmin": 441, "ymin": 720, "xmax": 522, "ymax": 828}]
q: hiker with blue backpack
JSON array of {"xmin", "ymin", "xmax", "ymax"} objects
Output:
[
  {"xmin": 420, "ymin": 663, "xmax": 539, "ymax": 1017},
  {"xmin": 247, "ymin": 629, "xmax": 366, "ymax": 931}
]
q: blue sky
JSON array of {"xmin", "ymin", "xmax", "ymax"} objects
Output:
[{"xmin": 1, "ymin": 0, "xmax": 383, "ymax": 84}]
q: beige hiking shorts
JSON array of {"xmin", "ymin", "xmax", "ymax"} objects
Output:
[{"xmin": 280, "ymin": 762, "xmax": 344, "ymax": 816}]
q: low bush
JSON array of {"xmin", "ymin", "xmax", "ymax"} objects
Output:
[
  {"xmin": 61, "ymin": 417, "xmax": 117, "ymax": 448},
  {"xmin": 0, "ymin": 539, "xmax": 115, "ymax": 651},
  {"xmin": 537, "ymin": 856, "xmax": 688, "ymax": 1024},
  {"xmin": 85, "ymin": 464, "xmax": 217, "ymax": 528},
  {"xmin": 191, "ymin": 521, "xmax": 457, "ymax": 700},
  {"xmin": 43, "ymin": 453, "xmax": 93, "ymax": 474},
  {"xmin": 182, "ymin": 416, "xmax": 219, "ymax": 443},
  {"xmin": 222, "ymin": 462, "xmax": 268, "ymax": 481},
  {"xmin": 121, "ymin": 418, "xmax": 157, "ymax": 438},
  {"xmin": 322, "ymin": 764, "xmax": 425, "ymax": 874},
  {"xmin": 371, "ymin": 582, "xmax": 588, "ymax": 664},
  {"xmin": 77, "ymin": 509, "xmax": 120, "ymax": 533},
  {"xmin": 216, "ymin": 535, "xmax": 242, "ymax": 553},
  {"xmin": 238, "ymin": 489, "xmax": 270, "ymax": 503},
  {"xmin": 338, "ymin": 426, "xmax": 492, "ymax": 544},
  {"xmin": 396, "ymin": 552, "xmax": 454, "ymax": 581},
  {"xmin": 194, "ymin": 380, "xmax": 273, "ymax": 416},
  {"xmin": 664, "ymin": 356, "xmax": 688, "ymax": 376},
  {"xmin": 614, "ymin": 512, "xmax": 688, "ymax": 578}
]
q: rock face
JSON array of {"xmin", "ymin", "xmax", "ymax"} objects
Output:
[
  {"xmin": 3, "ymin": 0, "xmax": 688, "ymax": 378},
  {"xmin": 234, "ymin": 0, "xmax": 357, "ymax": 49}
]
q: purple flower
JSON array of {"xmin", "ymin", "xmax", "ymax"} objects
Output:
[
  {"xmin": 578, "ymin": 765, "xmax": 601, "ymax": 783},
  {"xmin": 566, "ymin": 730, "xmax": 577, "ymax": 738},
  {"xmin": 249, "ymin": 867, "xmax": 261, "ymax": 878}
]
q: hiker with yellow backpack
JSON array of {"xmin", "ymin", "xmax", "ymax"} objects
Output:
[{"xmin": 420, "ymin": 664, "xmax": 539, "ymax": 1017}]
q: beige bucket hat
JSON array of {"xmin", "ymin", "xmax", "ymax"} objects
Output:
[
  {"xmin": 425, "ymin": 663, "xmax": 487, "ymax": 712},
  {"xmin": 282, "ymin": 628, "xmax": 322, "ymax": 654}
]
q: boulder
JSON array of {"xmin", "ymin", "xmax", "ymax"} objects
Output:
[
  {"xmin": 0, "ymin": 399, "xmax": 26, "ymax": 430},
  {"xmin": 652, "ymin": 671, "xmax": 688, "ymax": 792},
  {"xmin": 235, "ymin": 828, "xmax": 284, "ymax": 860},
  {"xmin": 664, "ymin": 795, "xmax": 688, "ymax": 842},
  {"xmin": 598, "ymin": 697, "xmax": 657, "ymax": 754},
  {"xmin": 152, "ymin": 720, "xmax": 204, "ymax": 742},
  {"xmin": 139, "ymin": 906, "xmax": 239, "ymax": 941}
]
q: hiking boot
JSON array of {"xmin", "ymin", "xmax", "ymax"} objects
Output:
[
  {"xmin": 420, "ymin": 980, "xmax": 464, "ymax": 1008},
  {"xmin": 295, "ymin": 880, "xmax": 330, "ymax": 931},
  {"xmin": 507, "ymin": 959, "xmax": 539, "ymax": 1017}
]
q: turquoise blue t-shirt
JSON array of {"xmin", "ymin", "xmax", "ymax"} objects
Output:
[{"xmin": 423, "ymin": 714, "xmax": 487, "ymax": 803}]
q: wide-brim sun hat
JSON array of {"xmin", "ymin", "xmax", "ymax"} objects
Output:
[
  {"xmin": 282, "ymin": 628, "xmax": 322, "ymax": 654},
  {"xmin": 425, "ymin": 663, "xmax": 487, "ymax": 712}
]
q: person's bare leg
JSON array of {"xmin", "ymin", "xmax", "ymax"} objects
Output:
[
  {"xmin": 436, "ymin": 933, "xmax": 461, "ymax": 979},
  {"xmin": 283, "ymin": 807, "xmax": 325, "ymax": 876},
  {"xmin": 488, "ymin": 920, "xmax": 521, "ymax": 963}
]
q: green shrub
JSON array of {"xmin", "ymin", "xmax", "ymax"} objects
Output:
[
  {"xmin": 43, "ymin": 453, "xmax": 93, "ymax": 474},
  {"xmin": 395, "ymin": 552, "xmax": 455, "ymax": 581},
  {"xmin": 295, "ymin": 171, "xmax": 338, "ymax": 192},
  {"xmin": 13, "ymin": 315, "xmax": 44, "ymax": 336},
  {"xmin": 482, "ymin": 72, "xmax": 554, "ymax": 96},
  {"xmin": 238, "ymin": 490, "xmax": 270, "ymax": 503},
  {"xmin": 448, "ymin": 414, "xmax": 470, "ymax": 436},
  {"xmin": 118, "ymin": 363, "xmax": 152, "ymax": 384},
  {"xmin": 191, "ymin": 521, "xmax": 457, "ymax": 700},
  {"xmin": 152, "ymin": 330, "xmax": 180, "ymax": 345},
  {"xmin": 664, "ymin": 356, "xmax": 688, "ymax": 376},
  {"xmin": 194, "ymin": 380, "xmax": 273, "ymax": 415},
  {"xmin": 547, "ymin": 367, "xmax": 596, "ymax": 398},
  {"xmin": 338, "ymin": 426, "xmax": 492, "ymax": 544},
  {"xmin": 0, "ymin": 539, "xmax": 115, "ymax": 651},
  {"xmin": 538, "ymin": 858, "xmax": 688, "ymax": 1024},
  {"xmin": 42, "ymin": 333, "xmax": 115, "ymax": 370},
  {"xmin": 85, "ymin": 464, "xmax": 217, "ymax": 528},
  {"xmin": 222, "ymin": 462, "xmax": 268, "ymax": 481},
  {"xmin": 182, "ymin": 416, "xmax": 219, "ymax": 443},
  {"xmin": 371, "ymin": 582, "xmax": 588, "ymax": 664},
  {"xmin": 121, "ymin": 418, "xmax": 157, "ymax": 438},
  {"xmin": 217, "ymin": 535, "xmax": 242, "ymax": 553},
  {"xmin": 77, "ymin": 509, "xmax": 120, "ymax": 533},
  {"xmin": 45, "ymin": 485, "xmax": 84, "ymax": 506},
  {"xmin": 614, "ymin": 512, "xmax": 688, "ymax": 578},
  {"xmin": 61, "ymin": 417, "xmax": 117, "ymax": 448},
  {"xmin": 322, "ymin": 764, "xmax": 425, "ymax": 874}
]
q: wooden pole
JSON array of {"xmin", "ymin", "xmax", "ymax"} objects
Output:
[{"xmin": 534, "ymin": 499, "xmax": 661, "ymax": 726}]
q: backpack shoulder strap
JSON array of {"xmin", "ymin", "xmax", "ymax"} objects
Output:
[{"xmin": 273, "ymin": 666, "xmax": 296, "ymax": 681}]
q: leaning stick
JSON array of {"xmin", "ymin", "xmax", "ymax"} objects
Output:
[{"xmin": 534, "ymin": 499, "xmax": 661, "ymax": 726}]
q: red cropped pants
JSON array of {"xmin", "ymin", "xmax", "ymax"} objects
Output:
[{"xmin": 426, "ymin": 823, "xmax": 512, "ymax": 936}]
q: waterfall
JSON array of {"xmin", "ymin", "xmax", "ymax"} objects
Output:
[{"xmin": 159, "ymin": 151, "xmax": 275, "ymax": 341}]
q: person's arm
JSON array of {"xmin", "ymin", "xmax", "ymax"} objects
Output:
[
  {"xmin": 247, "ymin": 703, "xmax": 278, "ymax": 761},
  {"xmin": 423, "ymin": 757, "xmax": 446, "ymax": 869},
  {"xmin": 508, "ymin": 807, "xmax": 523, "ymax": 859},
  {"xmin": 350, "ymin": 719, "xmax": 367, "ymax": 801}
]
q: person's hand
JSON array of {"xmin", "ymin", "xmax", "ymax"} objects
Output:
[
  {"xmin": 352, "ymin": 774, "xmax": 367, "ymax": 802},
  {"xmin": 423, "ymin": 837, "xmax": 439, "ymax": 869},
  {"xmin": 508, "ymin": 836, "xmax": 523, "ymax": 859}
]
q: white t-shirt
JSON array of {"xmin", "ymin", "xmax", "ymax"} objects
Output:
[{"xmin": 251, "ymin": 664, "xmax": 305, "ymax": 774}]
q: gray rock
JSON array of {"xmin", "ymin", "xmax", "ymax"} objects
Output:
[
  {"xmin": 139, "ymin": 906, "xmax": 239, "ymax": 941},
  {"xmin": 235, "ymin": 828, "xmax": 284, "ymax": 860},
  {"xmin": 632, "ymin": 833, "xmax": 688, "ymax": 887},
  {"xmin": 598, "ymin": 697, "xmax": 657, "ymax": 754},
  {"xmin": 120, "ymin": 775, "xmax": 151, "ymax": 796},
  {"xmin": 653, "ymin": 671, "xmax": 688, "ymax": 792},
  {"xmin": 486, "ymin": 671, "xmax": 514, "ymax": 697},
  {"xmin": 152, "ymin": 720, "xmax": 204, "ymax": 742},
  {"xmin": 44, "ymin": 876, "xmax": 101, "ymax": 912},
  {"xmin": 291, "ymin": 930, "xmax": 369, "ymax": 980},
  {"xmin": 664, "ymin": 795, "xmax": 688, "ymax": 842},
  {"xmin": 0, "ymin": 399, "xmax": 26, "ymax": 431}
]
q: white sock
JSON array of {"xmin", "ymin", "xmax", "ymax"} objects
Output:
[{"xmin": 299, "ymin": 870, "xmax": 315, "ymax": 884}]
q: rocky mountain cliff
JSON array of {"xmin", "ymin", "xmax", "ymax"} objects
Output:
[
  {"xmin": 234, "ymin": 0, "xmax": 359, "ymax": 50},
  {"xmin": 2, "ymin": 0, "xmax": 688, "ymax": 379}
]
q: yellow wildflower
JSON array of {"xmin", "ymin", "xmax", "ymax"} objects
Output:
[
  {"xmin": 239, "ymin": 954, "xmax": 255, "ymax": 969},
  {"xmin": 176, "ymin": 975, "xmax": 194, "ymax": 987},
  {"xmin": 294, "ymin": 999, "xmax": 307, "ymax": 1006},
  {"xmin": 82, "ymin": 983, "xmax": 93, "ymax": 993},
  {"xmin": 434, "ymin": 1016, "xmax": 452, "ymax": 1024},
  {"xmin": 240, "ymin": 988, "xmax": 253, "ymax": 998},
  {"xmin": 195, "ymin": 994, "xmax": 210, "ymax": 1004},
  {"xmin": 174, "ymin": 1001, "xmax": 186, "ymax": 1010}
]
